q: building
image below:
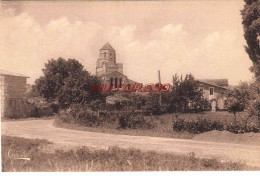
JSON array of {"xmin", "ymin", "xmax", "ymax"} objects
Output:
[
  {"xmin": 0, "ymin": 70, "xmax": 29, "ymax": 118},
  {"xmin": 197, "ymin": 79, "xmax": 230, "ymax": 111},
  {"xmin": 96, "ymin": 42, "xmax": 140, "ymax": 89}
]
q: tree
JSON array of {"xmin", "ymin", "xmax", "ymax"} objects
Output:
[
  {"xmin": 225, "ymin": 82, "xmax": 260, "ymax": 130},
  {"xmin": 241, "ymin": 0, "xmax": 260, "ymax": 125},
  {"xmin": 169, "ymin": 74, "xmax": 207, "ymax": 113},
  {"xmin": 247, "ymin": 81, "xmax": 260, "ymax": 117},
  {"xmin": 241, "ymin": 0, "xmax": 260, "ymax": 80},
  {"xmin": 144, "ymin": 93, "xmax": 163, "ymax": 115},
  {"xmin": 35, "ymin": 57, "xmax": 101, "ymax": 108},
  {"xmin": 225, "ymin": 82, "xmax": 251, "ymax": 122}
]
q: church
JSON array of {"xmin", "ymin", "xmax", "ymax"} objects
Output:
[{"xmin": 96, "ymin": 42, "xmax": 140, "ymax": 89}]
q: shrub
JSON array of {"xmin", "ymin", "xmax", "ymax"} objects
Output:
[
  {"xmin": 117, "ymin": 111, "xmax": 156, "ymax": 129},
  {"xmin": 58, "ymin": 104, "xmax": 157, "ymax": 130},
  {"xmin": 172, "ymin": 116, "xmax": 259, "ymax": 134},
  {"xmin": 143, "ymin": 93, "xmax": 163, "ymax": 115}
]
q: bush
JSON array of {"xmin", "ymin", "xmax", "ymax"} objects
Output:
[
  {"xmin": 58, "ymin": 104, "xmax": 157, "ymax": 130},
  {"xmin": 117, "ymin": 111, "xmax": 156, "ymax": 129},
  {"xmin": 172, "ymin": 116, "xmax": 259, "ymax": 134}
]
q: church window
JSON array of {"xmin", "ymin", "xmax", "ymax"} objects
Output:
[
  {"xmin": 110, "ymin": 78, "xmax": 113, "ymax": 86},
  {"xmin": 115, "ymin": 77, "xmax": 118, "ymax": 88},
  {"xmin": 119, "ymin": 78, "xmax": 122, "ymax": 88}
]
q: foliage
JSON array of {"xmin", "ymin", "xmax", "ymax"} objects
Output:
[
  {"xmin": 117, "ymin": 93, "xmax": 146, "ymax": 111},
  {"xmin": 246, "ymin": 81, "xmax": 260, "ymax": 116},
  {"xmin": 55, "ymin": 113, "xmax": 196, "ymax": 140},
  {"xmin": 169, "ymin": 73, "xmax": 207, "ymax": 113},
  {"xmin": 241, "ymin": 0, "xmax": 260, "ymax": 131},
  {"xmin": 89, "ymin": 99, "xmax": 106, "ymax": 111},
  {"xmin": 241, "ymin": 0, "xmax": 260, "ymax": 79},
  {"xmin": 192, "ymin": 99, "xmax": 211, "ymax": 113},
  {"xmin": 126, "ymin": 93, "xmax": 147, "ymax": 110},
  {"xmin": 225, "ymin": 81, "xmax": 260, "ymax": 128},
  {"xmin": 2, "ymin": 136, "xmax": 246, "ymax": 171},
  {"xmin": 172, "ymin": 115, "xmax": 259, "ymax": 134},
  {"xmin": 58, "ymin": 104, "xmax": 156, "ymax": 129},
  {"xmin": 117, "ymin": 111, "xmax": 156, "ymax": 129},
  {"xmin": 225, "ymin": 82, "xmax": 251, "ymax": 115},
  {"xmin": 143, "ymin": 93, "xmax": 165, "ymax": 115},
  {"xmin": 34, "ymin": 58, "xmax": 101, "ymax": 108}
]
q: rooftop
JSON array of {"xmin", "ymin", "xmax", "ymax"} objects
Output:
[
  {"xmin": 100, "ymin": 42, "xmax": 115, "ymax": 51},
  {"xmin": 197, "ymin": 79, "xmax": 230, "ymax": 90},
  {"xmin": 197, "ymin": 79, "xmax": 228, "ymax": 87},
  {"xmin": 0, "ymin": 69, "xmax": 29, "ymax": 78}
]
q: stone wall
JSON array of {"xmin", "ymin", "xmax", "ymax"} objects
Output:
[
  {"xmin": 4, "ymin": 75, "xmax": 27, "ymax": 99},
  {"xmin": 1, "ymin": 75, "xmax": 27, "ymax": 118},
  {"xmin": 0, "ymin": 75, "xmax": 5, "ymax": 118}
]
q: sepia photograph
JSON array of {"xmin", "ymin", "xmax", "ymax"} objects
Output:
[{"xmin": 0, "ymin": 0, "xmax": 260, "ymax": 173}]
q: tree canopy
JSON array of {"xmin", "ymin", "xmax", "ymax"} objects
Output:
[
  {"xmin": 169, "ymin": 74, "xmax": 208, "ymax": 113},
  {"xmin": 241, "ymin": 0, "xmax": 260, "ymax": 79},
  {"xmin": 241, "ymin": 0, "xmax": 260, "ymax": 118},
  {"xmin": 34, "ymin": 57, "xmax": 101, "ymax": 108}
]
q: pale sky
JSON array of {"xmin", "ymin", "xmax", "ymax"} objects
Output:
[{"xmin": 0, "ymin": 1, "xmax": 254, "ymax": 85}]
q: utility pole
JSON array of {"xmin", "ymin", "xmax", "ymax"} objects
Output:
[{"xmin": 158, "ymin": 70, "xmax": 162, "ymax": 106}]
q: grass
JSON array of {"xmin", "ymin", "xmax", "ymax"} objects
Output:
[{"xmin": 2, "ymin": 135, "xmax": 249, "ymax": 171}]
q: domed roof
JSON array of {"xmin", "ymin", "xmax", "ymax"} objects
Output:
[{"xmin": 100, "ymin": 42, "xmax": 115, "ymax": 51}]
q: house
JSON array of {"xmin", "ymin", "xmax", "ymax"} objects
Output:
[
  {"xmin": 96, "ymin": 42, "xmax": 140, "ymax": 89},
  {"xmin": 197, "ymin": 79, "xmax": 230, "ymax": 111},
  {"xmin": 0, "ymin": 70, "xmax": 29, "ymax": 118}
]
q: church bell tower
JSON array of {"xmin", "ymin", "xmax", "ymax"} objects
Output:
[{"xmin": 96, "ymin": 42, "xmax": 117, "ymax": 76}]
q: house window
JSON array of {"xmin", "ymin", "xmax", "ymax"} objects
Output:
[{"xmin": 210, "ymin": 87, "xmax": 214, "ymax": 95}]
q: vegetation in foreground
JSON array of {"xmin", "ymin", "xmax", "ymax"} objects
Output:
[
  {"xmin": 2, "ymin": 136, "xmax": 248, "ymax": 172},
  {"xmin": 54, "ymin": 114, "xmax": 195, "ymax": 139},
  {"xmin": 55, "ymin": 110, "xmax": 259, "ymax": 140},
  {"xmin": 54, "ymin": 112, "xmax": 195, "ymax": 139}
]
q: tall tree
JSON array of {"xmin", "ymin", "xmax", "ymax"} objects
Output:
[
  {"xmin": 169, "ymin": 74, "xmax": 207, "ymax": 113},
  {"xmin": 241, "ymin": 0, "xmax": 260, "ymax": 119},
  {"xmin": 34, "ymin": 57, "xmax": 101, "ymax": 108},
  {"xmin": 241, "ymin": 0, "xmax": 260, "ymax": 79}
]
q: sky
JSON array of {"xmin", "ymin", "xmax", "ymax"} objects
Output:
[{"xmin": 0, "ymin": 0, "xmax": 254, "ymax": 85}]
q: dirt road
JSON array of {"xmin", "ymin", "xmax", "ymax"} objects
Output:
[{"xmin": 2, "ymin": 119, "xmax": 260, "ymax": 168}]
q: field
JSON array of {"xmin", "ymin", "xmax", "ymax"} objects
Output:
[
  {"xmin": 54, "ymin": 111, "xmax": 242, "ymax": 139},
  {"xmin": 1, "ymin": 135, "xmax": 248, "ymax": 171}
]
